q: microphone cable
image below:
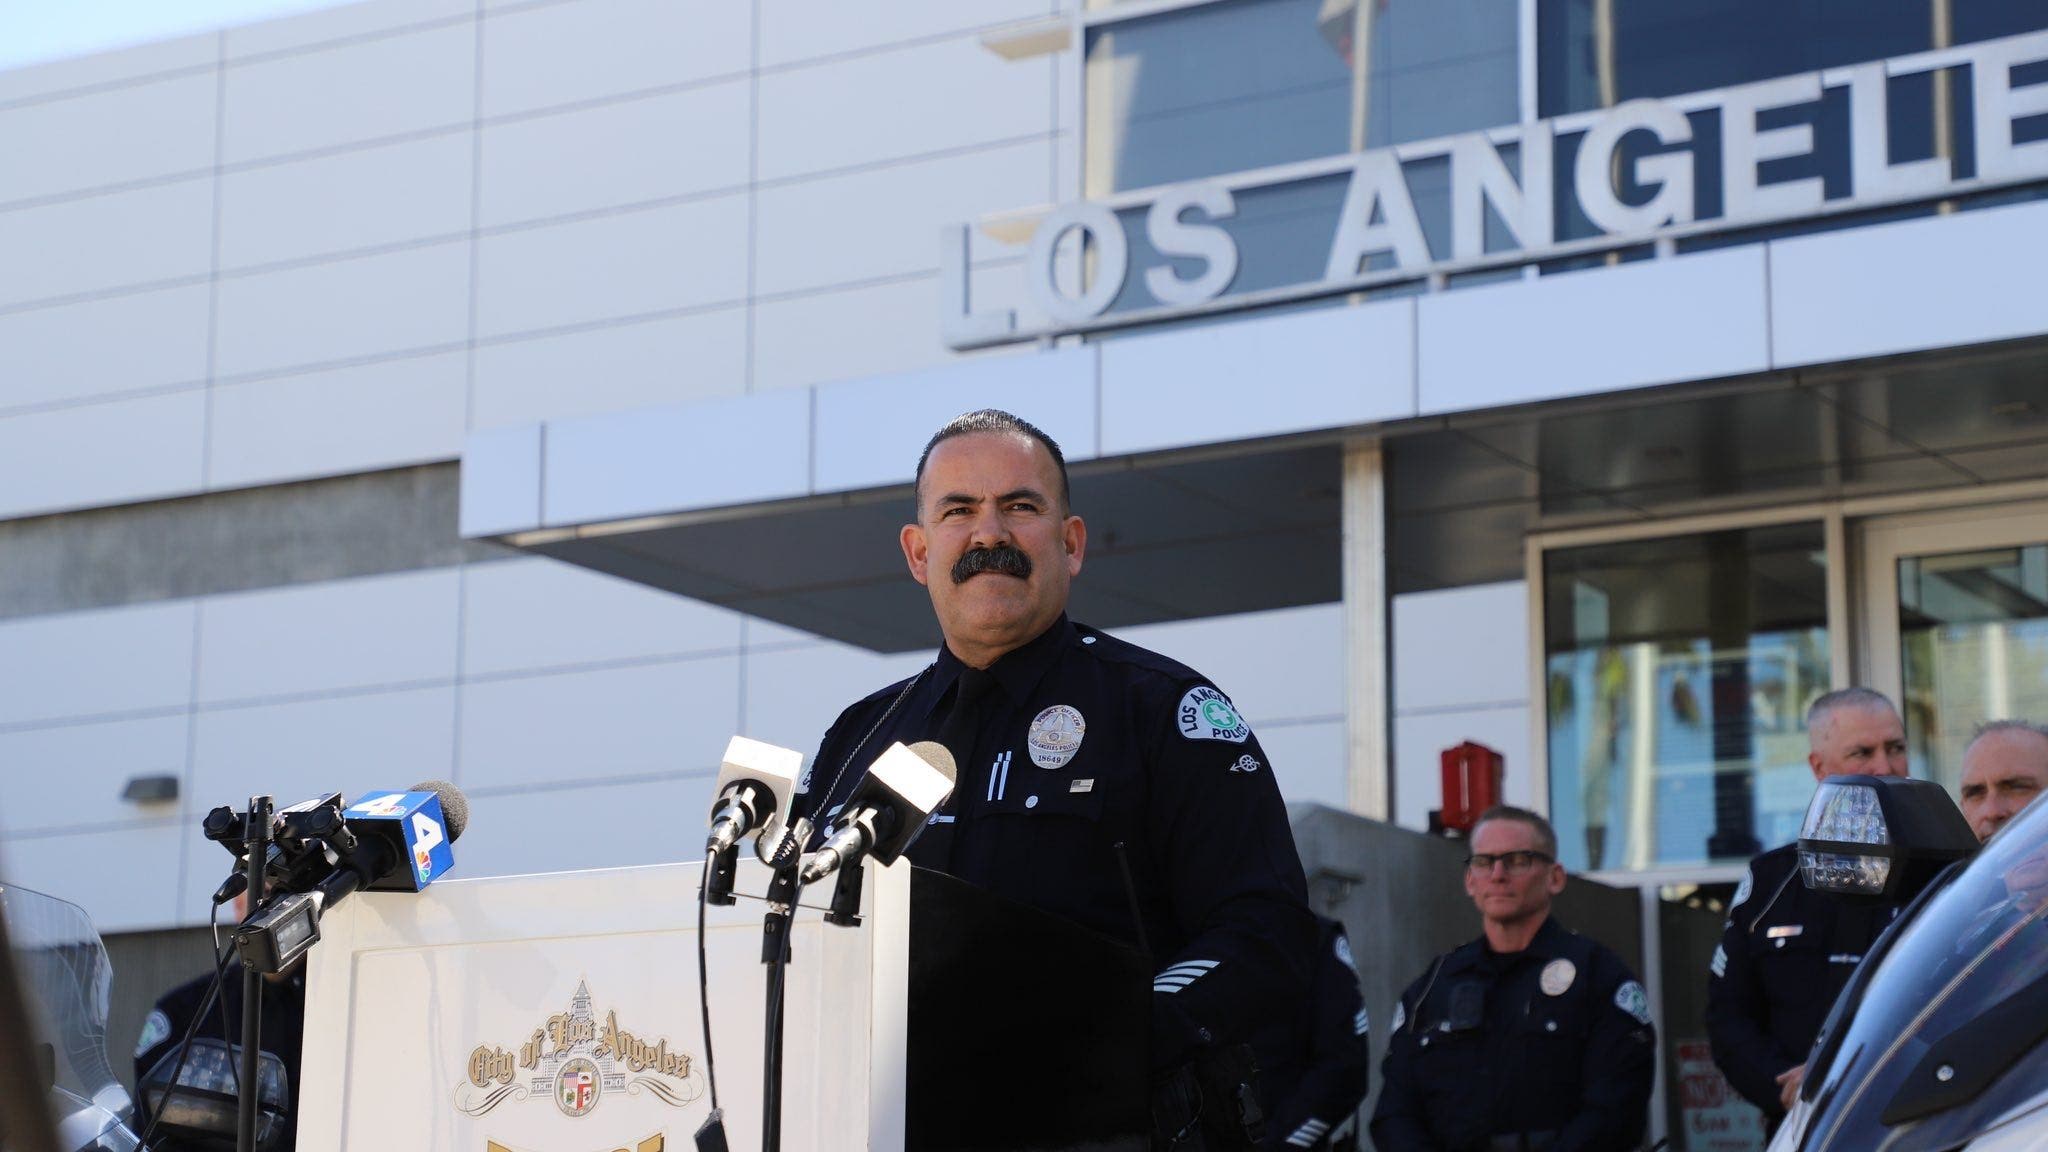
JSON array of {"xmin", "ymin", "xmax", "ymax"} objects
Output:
[
  {"xmin": 211, "ymin": 900, "xmax": 241, "ymax": 1095},
  {"xmin": 696, "ymin": 856, "xmax": 721, "ymax": 1119},
  {"xmin": 137, "ymin": 905, "xmax": 240, "ymax": 1151}
]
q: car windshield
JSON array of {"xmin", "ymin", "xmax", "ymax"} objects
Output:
[{"xmin": 1796, "ymin": 799, "xmax": 2048, "ymax": 1151}]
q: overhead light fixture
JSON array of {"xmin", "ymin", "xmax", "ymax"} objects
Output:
[
  {"xmin": 121, "ymin": 774, "xmax": 179, "ymax": 803},
  {"xmin": 979, "ymin": 16, "xmax": 1071, "ymax": 61}
]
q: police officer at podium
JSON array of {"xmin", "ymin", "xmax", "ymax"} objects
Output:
[{"xmin": 805, "ymin": 410, "xmax": 1316, "ymax": 1148}]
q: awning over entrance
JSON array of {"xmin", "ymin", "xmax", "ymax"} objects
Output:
[
  {"xmin": 461, "ymin": 200, "xmax": 2048, "ymax": 653},
  {"xmin": 464, "ymin": 336, "xmax": 2048, "ymax": 652},
  {"xmin": 492, "ymin": 442, "xmax": 1347, "ymax": 654}
]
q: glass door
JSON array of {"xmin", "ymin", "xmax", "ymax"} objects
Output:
[{"xmin": 1859, "ymin": 500, "xmax": 2048, "ymax": 788}]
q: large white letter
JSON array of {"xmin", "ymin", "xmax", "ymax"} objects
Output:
[
  {"xmin": 1027, "ymin": 202, "xmax": 1130, "ymax": 327},
  {"xmin": 939, "ymin": 225, "xmax": 1017, "ymax": 349},
  {"xmin": 1324, "ymin": 151, "xmax": 1431, "ymax": 280},
  {"xmin": 1144, "ymin": 183, "xmax": 1240, "ymax": 307},
  {"xmin": 1721, "ymin": 73, "xmax": 1826, "ymax": 223},
  {"xmin": 1450, "ymin": 124, "xmax": 1554, "ymax": 262},
  {"xmin": 1845, "ymin": 62, "xmax": 1950, "ymax": 200},
  {"xmin": 1573, "ymin": 98, "xmax": 1696, "ymax": 237},
  {"xmin": 1972, "ymin": 29, "xmax": 2048, "ymax": 182}
]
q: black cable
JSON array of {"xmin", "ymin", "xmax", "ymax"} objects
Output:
[
  {"xmin": 137, "ymin": 933, "xmax": 238, "ymax": 1151},
  {"xmin": 212, "ymin": 902, "xmax": 241, "ymax": 1095},
  {"xmin": 697, "ymin": 856, "xmax": 719, "ymax": 1113},
  {"xmin": 760, "ymin": 867, "xmax": 808, "ymax": 1152}
]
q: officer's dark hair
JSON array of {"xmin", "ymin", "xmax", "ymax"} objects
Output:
[
  {"xmin": 1806, "ymin": 686, "xmax": 1897, "ymax": 732},
  {"xmin": 913, "ymin": 409, "xmax": 1071, "ymax": 516},
  {"xmin": 1472, "ymin": 805, "xmax": 1558, "ymax": 859}
]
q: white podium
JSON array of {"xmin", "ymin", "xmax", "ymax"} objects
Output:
[
  {"xmin": 294, "ymin": 858, "xmax": 911, "ymax": 1152},
  {"xmin": 294, "ymin": 859, "xmax": 1149, "ymax": 1152}
]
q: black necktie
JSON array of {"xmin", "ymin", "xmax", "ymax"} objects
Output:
[{"xmin": 910, "ymin": 667, "xmax": 996, "ymax": 868}]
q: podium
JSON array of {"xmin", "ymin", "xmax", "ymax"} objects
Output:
[{"xmin": 294, "ymin": 858, "xmax": 1149, "ymax": 1152}]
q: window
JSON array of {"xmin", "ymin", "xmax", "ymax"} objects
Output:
[
  {"xmin": 1078, "ymin": 0, "xmax": 1519, "ymax": 315},
  {"xmin": 1544, "ymin": 524, "xmax": 1831, "ymax": 873}
]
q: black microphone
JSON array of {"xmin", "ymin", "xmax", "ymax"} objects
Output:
[
  {"xmin": 800, "ymin": 742, "xmax": 957, "ymax": 884},
  {"xmin": 235, "ymin": 780, "xmax": 469, "ymax": 973},
  {"xmin": 705, "ymin": 737, "xmax": 805, "ymax": 856},
  {"xmin": 206, "ymin": 793, "xmax": 348, "ymax": 904}
]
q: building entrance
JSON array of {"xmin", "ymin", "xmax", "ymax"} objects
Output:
[{"xmin": 1859, "ymin": 499, "xmax": 2048, "ymax": 787}]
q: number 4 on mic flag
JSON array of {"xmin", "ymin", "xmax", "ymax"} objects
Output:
[{"xmin": 345, "ymin": 789, "xmax": 455, "ymax": 891}]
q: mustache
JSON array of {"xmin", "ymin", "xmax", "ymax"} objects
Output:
[{"xmin": 951, "ymin": 544, "xmax": 1033, "ymax": 584}]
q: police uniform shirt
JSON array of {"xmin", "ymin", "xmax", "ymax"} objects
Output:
[
  {"xmin": 1269, "ymin": 918, "xmax": 1373, "ymax": 1151},
  {"xmin": 1371, "ymin": 916, "xmax": 1655, "ymax": 1152},
  {"xmin": 1705, "ymin": 842, "xmax": 1904, "ymax": 1123},
  {"xmin": 133, "ymin": 969, "xmax": 307, "ymax": 1150},
  {"xmin": 805, "ymin": 615, "xmax": 1317, "ymax": 1091}
]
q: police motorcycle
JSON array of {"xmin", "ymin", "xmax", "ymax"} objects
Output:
[
  {"xmin": 0, "ymin": 883, "xmax": 142, "ymax": 1152},
  {"xmin": 1769, "ymin": 773, "xmax": 2048, "ymax": 1152}
]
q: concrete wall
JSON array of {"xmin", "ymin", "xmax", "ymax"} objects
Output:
[
  {"xmin": 1392, "ymin": 582, "xmax": 1533, "ymax": 829},
  {"xmin": 0, "ymin": 0, "xmax": 1075, "ymax": 526}
]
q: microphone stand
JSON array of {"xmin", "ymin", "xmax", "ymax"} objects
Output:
[
  {"xmin": 236, "ymin": 795, "xmax": 271, "ymax": 1152},
  {"xmin": 758, "ymin": 861, "xmax": 799, "ymax": 1152}
]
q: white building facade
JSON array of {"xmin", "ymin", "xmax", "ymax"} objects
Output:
[{"xmin": 3, "ymin": 0, "xmax": 2046, "ymax": 959}]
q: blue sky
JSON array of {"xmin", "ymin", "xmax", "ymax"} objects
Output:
[{"xmin": 0, "ymin": 1, "xmax": 351, "ymax": 72}]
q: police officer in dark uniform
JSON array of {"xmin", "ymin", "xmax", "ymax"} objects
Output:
[
  {"xmin": 132, "ymin": 964, "xmax": 306, "ymax": 1150},
  {"xmin": 1706, "ymin": 687, "xmax": 1910, "ymax": 1131},
  {"xmin": 805, "ymin": 410, "xmax": 1316, "ymax": 1148},
  {"xmin": 1268, "ymin": 916, "xmax": 1372, "ymax": 1151},
  {"xmin": 1372, "ymin": 806, "xmax": 1654, "ymax": 1152}
]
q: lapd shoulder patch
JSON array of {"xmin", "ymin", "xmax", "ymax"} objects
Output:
[
  {"xmin": 1730, "ymin": 867, "xmax": 1755, "ymax": 910},
  {"xmin": 1334, "ymin": 932, "xmax": 1358, "ymax": 974},
  {"xmin": 1178, "ymin": 686, "xmax": 1251, "ymax": 743},
  {"xmin": 136, "ymin": 1009, "xmax": 171, "ymax": 1057},
  {"xmin": 1615, "ymin": 980, "xmax": 1652, "ymax": 1025}
]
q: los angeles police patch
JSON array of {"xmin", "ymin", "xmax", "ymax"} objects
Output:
[
  {"xmin": 1178, "ymin": 686, "xmax": 1251, "ymax": 743},
  {"xmin": 136, "ymin": 1009, "xmax": 171, "ymax": 1057},
  {"xmin": 1615, "ymin": 980, "xmax": 1653, "ymax": 1025}
]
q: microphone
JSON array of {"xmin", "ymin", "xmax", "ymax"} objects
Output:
[
  {"xmin": 206, "ymin": 792, "xmax": 348, "ymax": 905},
  {"xmin": 705, "ymin": 737, "xmax": 806, "ymax": 857},
  {"xmin": 800, "ymin": 742, "xmax": 957, "ymax": 884},
  {"xmin": 234, "ymin": 780, "xmax": 469, "ymax": 973}
]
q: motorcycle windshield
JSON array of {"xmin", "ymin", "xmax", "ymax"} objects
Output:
[
  {"xmin": 1, "ymin": 883, "xmax": 136, "ymax": 1130},
  {"xmin": 1792, "ymin": 800, "xmax": 2048, "ymax": 1152}
]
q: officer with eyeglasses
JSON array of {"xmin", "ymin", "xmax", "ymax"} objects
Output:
[{"xmin": 1371, "ymin": 806, "xmax": 1655, "ymax": 1152}]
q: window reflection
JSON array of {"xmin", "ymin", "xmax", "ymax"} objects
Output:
[
  {"xmin": 1900, "ymin": 544, "xmax": 2048, "ymax": 787},
  {"xmin": 1545, "ymin": 525, "xmax": 1831, "ymax": 873},
  {"xmin": 1084, "ymin": 0, "xmax": 1519, "ymax": 194},
  {"xmin": 1536, "ymin": 0, "xmax": 2048, "ymax": 240},
  {"xmin": 1081, "ymin": 0, "xmax": 1518, "ymax": 313}
]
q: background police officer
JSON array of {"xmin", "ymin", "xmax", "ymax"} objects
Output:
[
  {"xmin": 1706, "ymin": 686, "xmax": 1909, "ymax": 1131},
  {"xmin": 1372, "ymin": 806, "xmax": 1654, "ymax": 1152},
  {"xmin": 1958, "ymin": 720, "xmax": 2048, "ymax": 843},
  {"xmin": 1268, "ymin": 915, "xmax": 1372, "ymax": 1151},
  {"xmin": 806, "ymin": 410, "xmax": 1316, "ymax": 1148}
]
